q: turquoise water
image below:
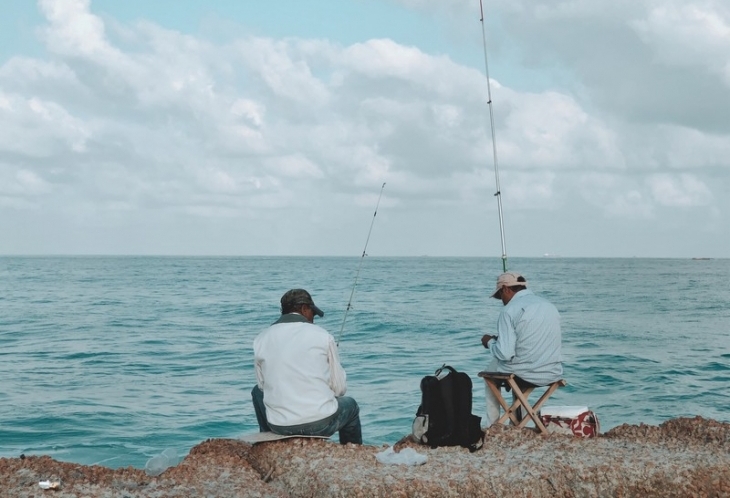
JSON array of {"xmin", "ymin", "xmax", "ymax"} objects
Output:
[{"xmin": 1, "ymin": 256, "xmax": 729, "ymax": 469}]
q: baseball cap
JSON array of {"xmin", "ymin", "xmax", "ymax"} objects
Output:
[
  {"xmin": 490, "ymin": 272, "xmax": 528, "ymax": 299},
  {"xmin": 280, "ymin": 289, "xmax": 324, "ymax": 317}
]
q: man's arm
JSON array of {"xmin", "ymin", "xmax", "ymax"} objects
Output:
[
  {"xmin": 327, "ymin": 336, "xmax": 347, "ymax": 396},
  {"xmin": 489, "ymin": 311, "xmax": 517, "ymax": 361},
  {"xmin": 254, "ymin": 357, "xmax": 264, "ymax": 390}
]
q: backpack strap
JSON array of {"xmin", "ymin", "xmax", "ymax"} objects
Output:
[{"xmin": 434, "ymin": 364, "xmax": 458, "ymax": 377}]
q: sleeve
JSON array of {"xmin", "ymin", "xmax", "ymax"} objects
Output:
[
  {"xmin": 327, "ymin": 336, "xmax": 348, "ymax": 396},
  {"xmin": 254, "ymin": 356, "xmax": 264, "ymax": 390},
  {"xmin": 490, "ymin": 309, "xmax": 517, "ymax": 362}
]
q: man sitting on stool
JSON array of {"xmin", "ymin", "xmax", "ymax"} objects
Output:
[
  {"xmin": 481, "ymin": 272, "xmax": 563, "ymax": 426},
  {"xmin": 251, "ymin": 289, "xmax": 362, "ymax": 444}
]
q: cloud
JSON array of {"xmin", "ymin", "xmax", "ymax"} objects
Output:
[
  {"xmin": 0, "ymin": 91, "xmax": 90, "ymax": 156},
  {"xmin": 631, "ymin": 1, "xmax": 730, "ymax": 86},
  {"xmin": 388, "ymin": 0, "xmax": 729, "ymax": 233},
  {"xmin": 497, "ymin": 88, "xmax": 624, "ymax": 171},
  {"xmin": 647, "ymin": 173, "xmax": 713, "ymax": 207},
  {"xmin": 576, "ymin": 173, "xmax": 655, "ymax": 219},
  {"xmin": 407, "ymin": 0, "xmax": 730, "ymax": 133},
  {"xmin": 235, "ymin": 37, "xmax": 331, "ymax": 106},
  {"xmin": 38, "ymin": 0, "xmax": 110, "ymax": 58},
  {"xmin": 0, "ymin": 0, "xmax": 727, "ymax": 256}
]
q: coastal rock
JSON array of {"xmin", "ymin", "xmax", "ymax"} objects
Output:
[
  {"xmin": 0, "ymin": 439, "xmax": 280, "ymax": 498},
  {"xmin": 0, "ymin": 417, "xmax": 728, "ymax": 497}
]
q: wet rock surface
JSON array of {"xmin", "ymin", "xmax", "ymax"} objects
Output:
[{"xmin": 2, "ymin": 416, "xmax": 728, "ymax": 497}]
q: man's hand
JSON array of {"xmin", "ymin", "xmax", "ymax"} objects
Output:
[{"xmin": 481, "ymin": 334, "xmax": 497, "ymax": 348}]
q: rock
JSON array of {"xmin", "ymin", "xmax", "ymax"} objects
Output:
[{"xmin": 1, "ymin": 417, "xmax": 728, "ymax": 497}]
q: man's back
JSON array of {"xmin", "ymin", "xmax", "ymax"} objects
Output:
[
  {"xmin": 251, "ymin": 288, "xmax": 362, "ymax": 445},
  {"xmin": 254, "ymin": 318, "xmax": 345, "ymax": 426},
  {"xmin": 492, "ymin": 289, "xmax": 563, "ymax": 385}
]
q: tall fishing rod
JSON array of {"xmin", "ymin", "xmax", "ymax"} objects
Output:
[
  {"xmin": 479, "ymin": 0, "xmax": 508, "ymax": 273},
  {"xmin": 336, "ymin": 182, "xmax": 386, "ymax": 346}
]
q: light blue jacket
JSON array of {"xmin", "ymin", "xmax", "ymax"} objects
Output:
[{"xmin": 490, "ymin": 289, "xmax": 563, "ymax": 385}]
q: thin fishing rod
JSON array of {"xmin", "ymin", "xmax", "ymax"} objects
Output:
[
  {"xmin": 479, "ymin": 0, "xmax": 508, "ymax": 273},
  {"xmin": 336, "ymin": 182, "xmax": 386, "ymax": 346}
]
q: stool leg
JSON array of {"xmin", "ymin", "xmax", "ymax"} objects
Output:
[
  {"xmin": 504, "ymin": 379, "xmax": 543, "ymax": 431},
  {"xmin": 514, "ymin": 392, "xmax": 547, "ymax": 433},
  {"xmin": 514, "ymin": 383, "xmax": 560, "ymax": 434},
  {"xmin": 531, "ymin": 383, "xmax": 561, "ymax": 415},
  {"xmin": 480, "ymin": 374, "xmax": 566, "ymax": 434},
  {"xmin": 502, "ymin": 396, "xmax": 524, "ymax": 426},
  {"xmin": 485, "ymin": 380, "xmax": 520, "ymax": 426}
]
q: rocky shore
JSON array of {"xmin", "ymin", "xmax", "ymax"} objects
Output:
[{"xmin": 2, "ymin": 416, "xmax": 728, "ymax": 497}]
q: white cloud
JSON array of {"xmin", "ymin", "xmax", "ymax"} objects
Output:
[
  {"xmin": 0, "ymin": 91, "xmax": 90, "ymax": 155},
  {"xmin": 606, "ymin": 190, "xmax": 654, "ymax": 219},
  {"xmin": 577, "ymin": 173, "xmax": 654, "ymax": 218},
  {"xmin": 235, "ymin": 37, "xmax": 330, "ymax": 106},
  {"xmin": 0, "ymin": 167, "xmax": 52, "ymax": 196},
  {"xmin": 38, "ymin": 0, "xmax": 110, "ymax": 58},
  {"xmin": 498, "ymin": 89, "xmax": 624, "ymax": 170},
  {"xmin": 0, "ymin": 57, "xmax": 79, "ymax": 86},
  {"xmin": 230, "ymin": 98, "xmax": 265, "ymax": 127},
  {"xmin": 0, "ymin": 0, "xmax": 727, "ymax": 256},
  {"xmin": 431, "ymin": 104, "xmax": 462, "ymax": 129},
  {"xmin": 631, "ymin": 1, "xmax": 730, "ymax": 85},
  {"xmin": 647, "ymin": 173, "xmax": 713, "ymax": 207},
  {"xmin": 502, "ymin": 171, "xmax": 557, "ymax": 208},
  {"xmin": 266, "ymin": 154, "xmax": 324, "ymax": 179}
]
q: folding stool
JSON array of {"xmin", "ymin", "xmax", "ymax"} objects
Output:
[{"xmin": 477, "ymin": 371, "xmax": 567, "ymax": 434}]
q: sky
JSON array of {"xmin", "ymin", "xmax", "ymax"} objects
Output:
[{"xmin": 1, "ymin": 0, "xmax": 728, "ymax": 257}]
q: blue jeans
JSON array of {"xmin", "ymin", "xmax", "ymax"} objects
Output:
[{"xmin": 251, "ymin": 385, "xmax": 362, "ymax": 444}]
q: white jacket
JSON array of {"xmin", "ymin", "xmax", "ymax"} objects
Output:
[{"xmin": 253, "ymin": 313, "xmax": 347, "ymax": 426}]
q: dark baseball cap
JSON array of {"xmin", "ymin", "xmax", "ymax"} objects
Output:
[{"xmin": 280, "ymin": 289, "xmax": 324, "ymax": 317}]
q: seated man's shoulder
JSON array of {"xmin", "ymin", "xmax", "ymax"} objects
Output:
[
  {"xmin": 521, "ymin": 294, "xmax": 559, "ymax": 316},
  {"xmin": 285, "ymin": 321, "xmax": 333, "ymax": 339},
  {"xmin": 526, "ymin": 292, "xmax": 555, "ymax": 306}
]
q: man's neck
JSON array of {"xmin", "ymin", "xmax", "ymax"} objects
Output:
[{"xmin": 274, "ymin": 312, "xmax": 309, "ymax": 325}]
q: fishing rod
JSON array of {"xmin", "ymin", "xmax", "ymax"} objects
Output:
[
  {"xmin": 336, "ymin": 182, "xmax": 386, "ymax": 346},
  {"xmin": 479, "ymin": 0, "xmax": 508, "ymax": 273}
]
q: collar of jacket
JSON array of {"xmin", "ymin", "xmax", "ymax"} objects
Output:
[{"xmin": 273, "ymin": 313, "xmax": 309, "ymax": 325}]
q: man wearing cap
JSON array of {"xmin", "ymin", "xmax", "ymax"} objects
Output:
[
  {"xmin": 251, "ymin": 289, "xmax": 362, "ymax": 444},
  {"xmin": 481, "ymin": 272, "xmax": 563, "ymax": 427}
]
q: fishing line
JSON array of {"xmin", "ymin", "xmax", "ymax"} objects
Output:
[
  {"xmin": 336, "ymin": 182, "xmax": 386, "ymax": 346},
  {"xmin": 479, "ymin": 0, "xmax": 508, "ymax": 272}
]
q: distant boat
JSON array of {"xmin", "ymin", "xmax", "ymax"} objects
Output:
[{"xmin": 691, "ymin": 257, "xmax": 712, "ymax": 260}]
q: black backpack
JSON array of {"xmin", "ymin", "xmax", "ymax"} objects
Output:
[{"xmin": 412, "ymin": 365, "xmax": 484, "ymax": 452}]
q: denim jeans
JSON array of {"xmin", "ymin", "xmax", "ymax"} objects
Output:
[{"xmin": 251, "ymin": 385, "xmax": 362, "ymax": 444}]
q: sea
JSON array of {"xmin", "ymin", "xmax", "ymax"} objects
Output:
[{"xmin": 1, "ymin": 256, "xmax": 728, "ymax": 469}]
